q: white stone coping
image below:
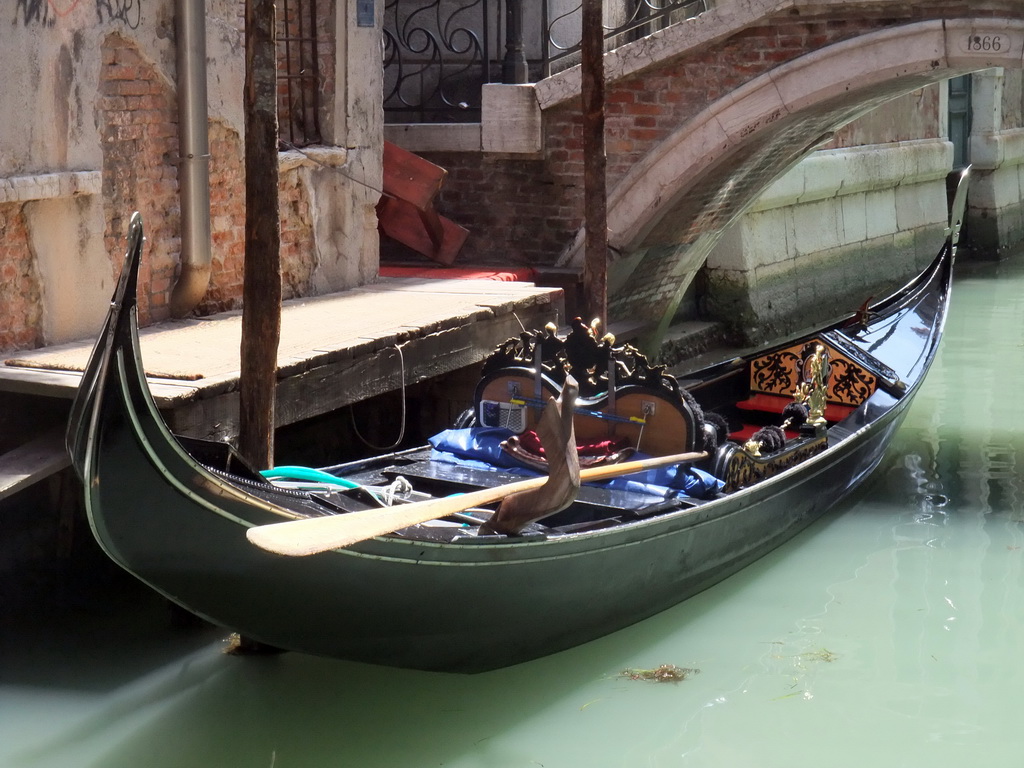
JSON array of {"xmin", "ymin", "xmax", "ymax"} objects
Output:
[
  {"xmin": 383, "ymin": 11, "xmax": 1024, "ymax": 156},
  {"xmin": 749, "ymin": 139, "xmax": 954, "ymax": 213},
  {"xmin": 384, "ymin": 102, "xmax": 543, "ymax": 155},
  {"xmin": 0, "ymin": 171, "xmax": 102, "ymax": 204},
  {"xmin": 536, "ymin": 5, "xmax": 1024, "ymax": 110},
  {"xmin": 969, "ymin": 127, "xmax": 1024, "ymax": 170},
  {"xmin": 278, "ymin": 146, "xmax": 349, "ymax": 173},
  {"xmin": 383, "ymin": 124, "xmax": 482, "ymax": 153}
]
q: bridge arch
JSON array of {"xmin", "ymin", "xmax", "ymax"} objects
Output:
[{"xmin": 560, "ymin": 18, "xmax": 1024, "ymax": 345}]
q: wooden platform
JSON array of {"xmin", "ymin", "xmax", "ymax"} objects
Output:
[{"xmin": 0, "ymin": 276, "xmax": 563, "ymax": 442}]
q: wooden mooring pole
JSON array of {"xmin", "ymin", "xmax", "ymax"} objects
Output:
[
  {"xmin": 581, "ymin": 0, "xmax": 608, "ymax": 328},
  {"xmin": 239, "ymin": 0, "xmax": 281, "ymax": 470}
]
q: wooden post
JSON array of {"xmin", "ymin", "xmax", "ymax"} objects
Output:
[
  {"xmin": 239, "ymin": 0, "xmax": 281, "ymax": 470},
  {"xmin": 581, "ymin": 0, "xmax": 607, "ymax": 328}
]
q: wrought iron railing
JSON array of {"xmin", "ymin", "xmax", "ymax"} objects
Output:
[
  {"xmin": 383, "ymin": 0, "xmax": 495, "ymax": 123},
  {"xmin": 383, "ymin": 0, "xmax": 708, "ymax": 124},
  {"xmin": 544, "ymin": 0, "xmax": 707, "ymax": 74}
]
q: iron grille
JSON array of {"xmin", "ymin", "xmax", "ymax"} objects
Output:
[
  {"xmin": 383, "ymin": 0, "xmax": 708, "ymax": 124},
  {"xmin": 544, "ymin": 0, "xmax": 707, "ymax": 76},
  {"xmin": 278, "ymin": 0, "xmax": 323, "ymax": 147},
  {"xmin": 383, "ymin": 0, "xmax": 494, "ymax": 123}
]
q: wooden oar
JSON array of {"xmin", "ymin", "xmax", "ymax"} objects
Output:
[{"xmin": 246, "ymin": 450, "xmax": 707, "ymax": 557}]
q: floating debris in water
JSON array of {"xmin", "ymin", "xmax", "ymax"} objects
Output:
[
  {"xmin": 799, "ymin": 648, "xmax": 838, "ymax": 663},
  {"xmin": 620, "ymin": 664, "xmax": 700, "ymax": 683}
]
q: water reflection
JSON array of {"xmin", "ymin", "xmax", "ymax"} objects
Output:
[{"xmin": 5, "ymin": 257, "xmax": 1024, "ymax": 767}]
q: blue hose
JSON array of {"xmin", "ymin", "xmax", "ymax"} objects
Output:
[{"xmin": 260, "ymin": 466, "xmax": 360, "ymax": 489}]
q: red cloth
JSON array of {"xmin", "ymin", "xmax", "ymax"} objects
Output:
[
  {"xmin": 379, "ymin": 265, "xmax": 537, "ymax": 282},
  {"xmin": 737, "ymin": 393, "xmax": 854, "ymax": 422},
  {"xmin": 729, "ymin": 424, "xmax": 800, "ymax": 442},
  {"xmin": 518, "ymin": 430, "xmax": 629, "ymax": 457}
]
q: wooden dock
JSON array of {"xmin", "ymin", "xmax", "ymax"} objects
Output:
[{"xmin": 0, "ymin": 276, "xmax": 564, "ymax": 444}]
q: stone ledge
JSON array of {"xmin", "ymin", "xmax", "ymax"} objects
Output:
[
  {"xmin": 0, "ymin": 171, "xmax": 102, "ymax": 204},
  {"xmin": 278, "ymin": 146, "xmax": 349, "ymax": 173},
  {"xmin": 482, "ymin": 84, "xmax": 543, "ymax": 155},
  {"xmin": 966, "ymin": 132, "xmax": 1024, "ymax": 211},
  {"xmin": 383, "ymin": 124, "xmax": 482, "ymax": 153},
  {"xmin": 749, "ymin": 140, "xmax": 953, "ymax": 213},
  {"xmin": 969, "ymin": 127, "xmax": 1024, "ymax": 171}
]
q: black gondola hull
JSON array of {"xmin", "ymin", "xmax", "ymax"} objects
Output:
[
  {"xmin": 88, "ymin": 387, "xmax": 905, "ymax": 672},
  {"xmin": 69, "ymin": 168, "xmax": 965, "ymax": 671}
]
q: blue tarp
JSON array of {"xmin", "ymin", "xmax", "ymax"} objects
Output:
[{"xmin": 428, "ymin": 427, "xmax": 723, "ymax": 500}]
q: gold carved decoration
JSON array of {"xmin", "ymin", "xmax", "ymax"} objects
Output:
[
  {"xmin": 749, "ymin": 338, "xmax": 877, "ymax": 407},
  {"xmin": 723, "ymin": 436, "xmax": 828, "ymax": 493},
  {"xmin": 804, "ymin": 344, "xmax": 828, "ymax": 427}
]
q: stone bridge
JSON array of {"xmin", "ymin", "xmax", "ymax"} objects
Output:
[{"xmin": 401, "ymin": 1, "xmax": 1024, "ymax": 350}]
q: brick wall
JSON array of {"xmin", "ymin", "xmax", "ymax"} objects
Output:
[
  {"xmin": 99, "ymin": 32, "xmax": 182, "ymax": 327},
  {"xmin": 280, "ymin": 171, "xmax": 316, "ymax": 298},
  {"xmin": 421, "ymin": 152, "xmax": 577, "ymax": 268},
  {"xmin": 0, "ymin": 204, "xmax": 43, "ymax": 350},
  {"xmin": 201, "ymin": 120, "xmax": 246, "ymax": 314},
  {"xmin": 94, "ymin": 31, "xmax": 322, "ymax": 329},
  {"xmin": 0, "ymin": 0, "xmax": 376, "ymax": 357},
  {"xmin": 418, "ymin": 18, "xmax": 905, "ymax": 269}
]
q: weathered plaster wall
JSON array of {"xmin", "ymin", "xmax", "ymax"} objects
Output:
[
  {"xmin": 0, "ymin": 0, "xmax": 382, "ymax": 354},
  {"xmin": 24, "ymin": 196, "xmax": 113, "ymax": 344},
  {"xmin": 3, "ymin": 6, "xmax": 118, "ymax": 346}
]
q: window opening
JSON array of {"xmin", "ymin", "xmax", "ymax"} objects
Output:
[{"xmin": 278, "ymin": 0, "xmax": 323, "ymax": 147}]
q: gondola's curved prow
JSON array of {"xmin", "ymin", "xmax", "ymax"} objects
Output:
[
  {"xmin": 64, "ymin": 214, "xmax": 302, "ymax": 578},
  {"xmin": 66, "ymin": 213, "xmax": 144, "ymax": 479}
]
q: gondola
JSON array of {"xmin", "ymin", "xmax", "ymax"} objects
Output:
[{"xmin": 66, "ymin": 169, "xmax": 969, "ymax": 673}]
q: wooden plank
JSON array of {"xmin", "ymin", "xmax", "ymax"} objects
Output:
[
  {"xmin": 166, "ymin": 298, "xmax": 560, "ymax": 441},
  {"xmin": 360, "ymin": 279, "xmax": 548, "ymax": 297},
  {"xmin": 0, "ymin": 281, "xmax": 563, "ymax": 442},
  {"xmin": 241, "ymin": 0, "xmax": 284, "ymax": 469},
  {"xmin": 581, "ymin": 0, "xmax": 608, "ymax": 327},
  {"xmin": 419, "ymin": 205, "xmax": 446, "ymax": 253},
  {"xmin": 0, "ymin": 364, "xmax": 201, "ymax": 405},
  {"xmin": 382, "ymin": 140, "xmax": 446, "ymax": 211},
  {"xmin": 0, "ymin": 427, "xmax": 70, "ymax": 501},
  {"xmin": 377, "ymin": 194, "xmax": 468, "ymax": 265},
  {"xmin": 4, "ymin": 281, "xmax": 557, "ymax": 387},
  {"xmin": 0, "ymin": 366, "xmax": 83, "ymax": 399}
]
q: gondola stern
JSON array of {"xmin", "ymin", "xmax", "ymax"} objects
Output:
[
  {"xmin": 917, "ymin": 165, "xmax": 969, "ymax": 355},
  {"xmin": 843, "ymin": 166, "xmax": 965, "ymax": 356}
]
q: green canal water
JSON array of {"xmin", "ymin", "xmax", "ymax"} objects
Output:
[{"xmin": 3, "ymin": 254, "xmax": 1024, "ymax": 768}]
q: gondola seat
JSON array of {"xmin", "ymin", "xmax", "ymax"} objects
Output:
[
  {"xmin": 473, "ymin": 320, "xmax": 706, "ymax": 467},
  {"xmin": 735, "ymin": 392, "xmax": 855, "ymax": 423}
]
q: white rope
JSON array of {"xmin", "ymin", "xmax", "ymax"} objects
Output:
[{"xmin": 380, "ymin": 476, "xmax": 413, "ymax": 507}]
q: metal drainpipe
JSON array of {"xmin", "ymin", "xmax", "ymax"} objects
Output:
[{"xmin": 169, "ymin": 0, "xmax": 212, "ymax": 317}]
